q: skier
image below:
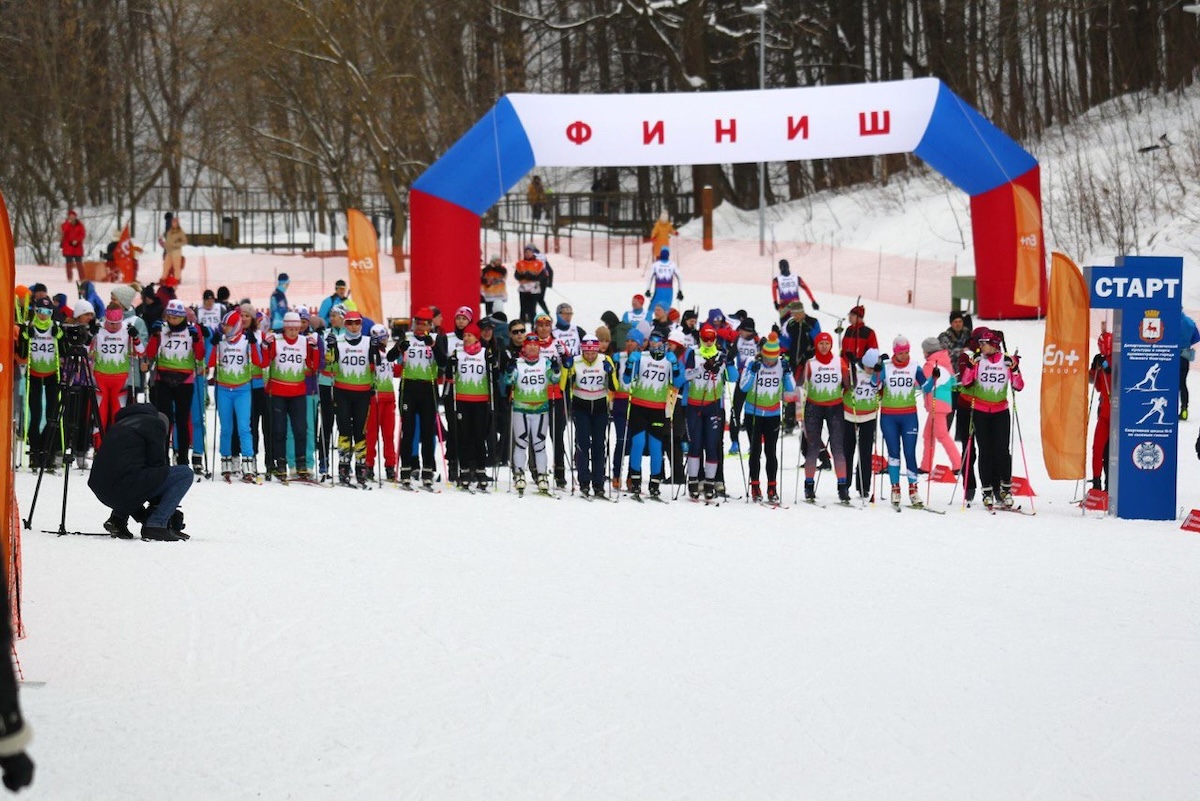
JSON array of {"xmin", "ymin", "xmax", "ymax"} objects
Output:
[
  {"xmin": 960, "ymin": 328, "xmax": 1025, "ymax": 510},
  {"xmin": 622, "ymin": 331, "xmax": 683, "ymax": 500},
  {"xmin": 533, "ymin": 313, "xmax": 570, "ymax": 488},
  {"xmin": 19, "ymin": 297, "xmax": 62, "ymax": 468},
  {"xmin": 919, "ymin": 337, "xmax": 961, "ymax": 476},
  {"xmin": 567, "ymin": 336, "xmax": 615, "ymax": 498},
  {"xmin": 727, "ymin": 316, "xmax": 760, "ymax": 454},
  {"xmin": 145, "ymin": 299, "xmax": 205, "ymax": 467},
  {"xmin": 269, "ymin": 273, "xmax": 290, "ymax": 331},
  {"xmin": 208, "ymin": 309, "xmax": 263, "ymax": 482},
  {"xmin": 740, "ymin": 333, "xmax": 797, "ymax": 504},
  {"xmin": 842, "ymin": 347, "xmax": 882, "ymax": 501},
  {"xmin": 875, "ymin": 336, "xmax": 927, "ymax": 509},
  {"xmin": 1090, "ymin": 331, "xmax": 1112, "ymax": 491},
  {"xmin": 841, "ymin": 305, "xmax": 879, "ymax": 364},
  {"xmin": 92, "ymin": 304, "xmax": 145, "ymax": 436},
  {"xmin": 364, "ymin": 324, "xmax": 400, "ymax": 483},
  {"xmin": 800, "ymin": 332, "xmax": 850, "ymax": 504},
  {"xmin": 449, "ymin": 323, "xmax": 493, "ymax": 491},
  {"xmin": 505, "ymin": 334, "xmax": 562, "ymax": 494},
  {"xmin": 683, "ymin": 323, "xmax": 738, "ymax": 501},
  {"xmin": 436, "ymin": 305, "xmax": 473, "ymax": 483},
  {"xmin": 316, "ymin": 303, "xmax": 345, "ymax": 480},
  {"xmin": 609, "ymin": 329, "xmax": 641, "ymax": 492},
  {"xmin": 393, "ymin": 307, "xmax": 443, "ymax": 489},
  {"xmin": 262, "ymin": 311, "xmax": 319, "ymax": 481},
  {"xmin": 328, "ymin": 310, "xmax": 374, "ymax": 486},
  {"xmin": 644, "ymin": 247, "xmax": 683, "ymax": 319},
  {"xmin": 622, "ymin": 294, "xmax": 650, "ymax": 333},
  {"xmin": 771, "ymin": 258, "xmax": 818, "ymax": 320}
]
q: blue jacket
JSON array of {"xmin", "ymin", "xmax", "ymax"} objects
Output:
[
  {"xmin": 269, "ymin": 284, "xmax": 289, "ymax": 331},
  {"xmin": 1181, "ymin": 314, "xmax": 1199, "ymax": 361}
]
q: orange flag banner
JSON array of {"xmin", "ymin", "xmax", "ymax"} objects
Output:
[
  {"xmin": 0, "ymin": 190, "xmax": 23, "ymax": 637},
  {"xmin": 113, "ymin": 223, "xmax": 135, "ymax": 282},
  {"xmin": 346, "ymin": 209, "xmax": 383, "ymax": 324},
  {"xmin": 1041, "ymin": 252, "xmax": 1090, "ymax": 480},
  {"xmin": 1012, "ymin": 184, "xmax": 1043, "ymax": 309}
]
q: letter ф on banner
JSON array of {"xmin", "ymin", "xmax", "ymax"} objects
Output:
[{"xmin": 1086, "ymin": 256, "xmax": 1183, "ymax": 521}]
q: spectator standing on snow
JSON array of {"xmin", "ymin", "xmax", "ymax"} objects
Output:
[
  {"xmin": 269, "ymin": 273, "xmax": 291, "ymax": 332},
  {"xmin": 649, "ymin": 210, "xmax": 676, "ymax": 261},
  {"xmin": 159, "ymin": 216, "xmax": 187, "ymax": 285},
  {"xmin": 61, "ymin": 209, "xmax": 85, "ymax": 282}
]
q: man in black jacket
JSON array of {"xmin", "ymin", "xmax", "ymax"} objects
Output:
[{"xmin": 88, "ymin": 403, "xmax": 193, "ymax": 541}]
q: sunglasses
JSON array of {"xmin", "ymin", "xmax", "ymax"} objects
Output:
[
  {"xmin": 34, "ymin": 308, "xmax": 52, "ymax": 315},
  {"xmin": 511, "ymin": 328, "xmax": 526, "ymax": 335},
  {"xmin": 345, "ymin": 320, "xmax": 362, "ymax": 326}
]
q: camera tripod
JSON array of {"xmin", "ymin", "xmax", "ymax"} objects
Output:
[{"xmin": 23, "ymin": 352, "xmax": 106, "ymax": 537}]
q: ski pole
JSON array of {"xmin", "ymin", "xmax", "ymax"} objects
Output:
[
  {"xmin": 744, "ymin": 372, "xmax": 759, "ymax": 503},
  {"xmin": 960, "ymin": 402, "xmax": 977, "ymax": 509}
]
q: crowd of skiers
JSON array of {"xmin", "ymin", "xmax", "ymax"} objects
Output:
[{"xmin": 12, "ymin": 254, "xmax": 1028, "ymax": 512}]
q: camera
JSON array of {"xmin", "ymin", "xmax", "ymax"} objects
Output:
[
  {"xmin": 389, "ymin": 317, "xmax": 410, "ymax": 340},
  {"xmin": 60, "ymin": 322, "xmax": 91, "ymax": 352}
]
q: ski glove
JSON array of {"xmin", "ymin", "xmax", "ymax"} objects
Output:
[
  {"xmin": 1005, "ymin": 354, "xmax": 1021, "ymax": 371},
  {"xmin": 676, "ymin": 291, "xmax": 684, "ymax": 302},
  {"xmin": 245, "ymin": 331, "xmax": 257, "ymax": 345},
  {"xmin": 126, "ymin": 324, "xmax": 139, "ymax": 339},
  {"xmin": 812, "ymin": 301, "xmax": 820, "ymax": 311},
  {"xmin": 748, "ymin": 359, "xmax": 762, "ymax": 373},
  {"xmin": 602, "ymin": 360, "xmax": 613, "ymax": 374},
  {"xmin": 1195, "ymin": 434, "xmax": 1200, "ymax": 460},
  {"xmin": 931, "ymin": 367, "xmax": 941, "ymax": 380},
  {"xmin": 150, "ymin": 321, "xmax": 162, "ymax": 334}
]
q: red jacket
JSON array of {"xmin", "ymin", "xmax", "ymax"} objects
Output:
[{"xmin": 61, "ymin": 219, "xmax": 85, "ymax": 258}]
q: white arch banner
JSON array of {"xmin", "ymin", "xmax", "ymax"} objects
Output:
[{"xmin": 506, "ymin": 78, "xmax": 941, "ymax": 167}]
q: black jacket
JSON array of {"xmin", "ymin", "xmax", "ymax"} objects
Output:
[
  {"xmin": 88, "ymin": 404, "xmax": 169, "ymax": 515},
  {"xmin": 784, "ymin": 315, "xmax": 819, "ymax": 368}
]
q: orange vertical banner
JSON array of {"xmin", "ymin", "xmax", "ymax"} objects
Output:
[
  {"xmin": 0, "ymin": 190, "xmax": 22, "ymax": 637},
  {"xmin": 1041, "ymin": 252, "xmax": 1089, "ymax": 480},
  {"xmin": 1012, "ymin": 184, "xmax": 1043, "ymax": 309},
  {"xmin": 346, "ymin": 209, "xmax": 383, "ymax": 324}
]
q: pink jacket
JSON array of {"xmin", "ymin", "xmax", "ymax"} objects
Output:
[
  {"xmin": 921, "ymin": 349, "xmax": 954, "ymax": 414},
  {"xmin": 961, "ymin": 351, "xmax": 1025, "ymax": 413}
]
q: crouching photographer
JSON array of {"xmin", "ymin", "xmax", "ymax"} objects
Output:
[{"xmin": 87, "ymin": 403, "xmax": 192, "ymax": 541}]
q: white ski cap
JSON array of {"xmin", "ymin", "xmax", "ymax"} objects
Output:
[
  {"xmin": 667, "ymin": 329, "xmax": 688, "ymax": 347},
  {"xmin": 72, "ymin": 299, "xmax": 94, "ymax": 318},
  {"xmin": 862, "ymin": 348, "xmax": 881, "ymax": 368},
  {"xmin": 283, "ymin": 311, "xmax": 302, "ymax": 325}
]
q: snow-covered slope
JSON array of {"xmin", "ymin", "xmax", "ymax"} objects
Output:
[{"xmin": 12, "ymin": 278, "xmax": 1200, "ymax": 800}]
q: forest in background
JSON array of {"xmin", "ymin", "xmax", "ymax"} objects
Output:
[{"xmin": 2, "ymin": 0, "xmax": 1198, "ymax": 261}]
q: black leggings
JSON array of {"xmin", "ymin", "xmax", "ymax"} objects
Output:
[
  {"xmin": 1180, "ymin": 357, "xmax": 1190, "ymax": 412},
  {"xmin": 455, "ymin": 401, "xmax": 489, "ymax": 474},
  {"xmin": 955, "ymin": 402, "xmax": 978, "ymax": 496},
  {"xmin": 152, "ymin": 380, "xmax": 194, "ymax": 460},
  {"xmin": 746, "ymin": 414, "xmax": 781, "ymax": 483},
  {"xmin": 333, "ymin": 387, "xmax": 371, "ymax": 465},
  {"xmin": 270, "ymin": 394, "xmax": 309, "ymax": 473},
  {"xmin": 27, "ymin": 375, "xmax": 60, "ymax": 459},
  {"xmin": 400, "ymin": 380, "xmax": 437, "ymax": 474},
  {"xmin": 842, "ymin": 418, "xmax": 877, "ymax": 498},
  {"xmin": 973, "ymin": 409, "xmax": 1012, "ymax": 492}
]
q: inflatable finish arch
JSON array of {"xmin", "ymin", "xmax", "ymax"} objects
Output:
[{"xmin": 411, "ymin": 77, "xmax": 1045, "ymax": 322}]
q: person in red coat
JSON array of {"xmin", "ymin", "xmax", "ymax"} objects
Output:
[
  {"xmin": 61, "ymin": 209, "xmax": 85, "ymax": 281},
  {"xmin": 1090, "ymin": 331, "xmax": 1113, "ymax": 492},
  {"xmin": 840, "ymin": 304, "xmax": 879, "ymax": 365}
]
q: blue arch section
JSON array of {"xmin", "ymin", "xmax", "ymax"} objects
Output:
[
  {"xmin": 411, "ymin": 96, "xmax": 535, "ymax": 215},
  {"xmin": 914, "ymin": 82, "xmax": 1038, "ymax": 196}
]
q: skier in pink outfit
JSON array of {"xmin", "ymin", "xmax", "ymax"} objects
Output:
[{"xmin": 919, "ymin": 337, "xmax": 961, "ymax": 474}]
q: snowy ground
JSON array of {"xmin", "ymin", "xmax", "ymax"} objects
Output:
[{"xmin": 11, "ymin": 277, "xmax": 1200, "ymax": 799}]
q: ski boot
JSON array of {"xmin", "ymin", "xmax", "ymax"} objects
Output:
[
  {"xmin": 104, "ymin": 512, "xmax": 134, "ymax": 540},
  {"xmin": 728, "ymin": 440, "xmax": 740, "ymax": 456},
  {"xmin": 476, "ymin": 469, "xmax": 489, "ymax": 492},
  {"xmin": 1090, "ymin": 476, "xmax": 1102, "ymax": 491},
  {"xmin": 890, "ymin": 484, "xmax": 901, "ymax": 511},
  {"xmin": 385, "ymin": 466, "xmax": 397, "ymax": 484},
  {"xmin": 355, "ymin": 463, "xmax": 369, "ymax": 487},
  {"xmin": 750, "ymin": 481, "xmax": 763, "ymax": 502},
  {"xmin": 687, "ymin": 480, "xmax": 701, "ymax": 500},
  {"xmin": 447, "ymin": 464, "xmax": 458, "ymax": 485},
  {"xmin": 421, "ymin": 469, "xmax": 435, "ymax": 491},
  {"xmin": 1000, "ymin": 484, "xmax": 1015, "ymax": 509},
  {"xmin": 628, "ymin": 472, "xmax": 642, "ymax": 500},
  {"xmin": 580, "ymin": 485, "xmax": 592, "ymax": 499},
  {"xmin": 702, "ymin": 480, "xmax": 716, "ymax": 502},
  {"xmin": 908, "ymin": 484, "xmax": 924, "ymax": 510},
  {"xmin": 715, "ymin": 480, "xmax": 728, "ymax": 499},
  {"xmin": 191, "ymin": 453, "xmax": 204, "ymax": 477},
  {"xmin": 75, "ymin": 453, "xmax": 88, "ymax": 470},
  {"xmin": 554, "ymin": 467, "xmax": 567, "ymax": 491},
  {"xmin": 338, "ymin": 460, "xmax": 354, "ymax": 487},
  {"xmin": 1183, "ymin": 407, "xmax": 1190, "ymax": 421},
  {"xmin": 400, "ymin": 467, "xmax": 414, "ymax": 490},
  {"xmin": 837, "ymin": 480, "xmax": 851, "ymax": 506},
  {"xmin": 241, "ymin": 457, "xmax": 259, "ymax": 484},
  {"xmin": 514, "ymin": 469, "xmax": 527, "ymax": 494},
  {"xmin": 803, "ymin": 480, "xmax": 816, "ymax": 503},
  {"xmin": 221, "ymin": 457, "xmax": 234, "ymax": 482},
  {"xmin": 648, "ymin": 475, "xmax": 663, "ymax": 500},
  {"xmin": 981, "ymin": 489, "xmax": 996, "ymax": 511},
  {"xmin": 766, "ymin": 481, "xmax": 780, "ymax": 505},
  {"xmin": 536, "ymin": 473, "xmax": 550, "ymax": 494},
  {"xmin": 592, "ymin": 484, "xmax": 607, "ymax": 500}
]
